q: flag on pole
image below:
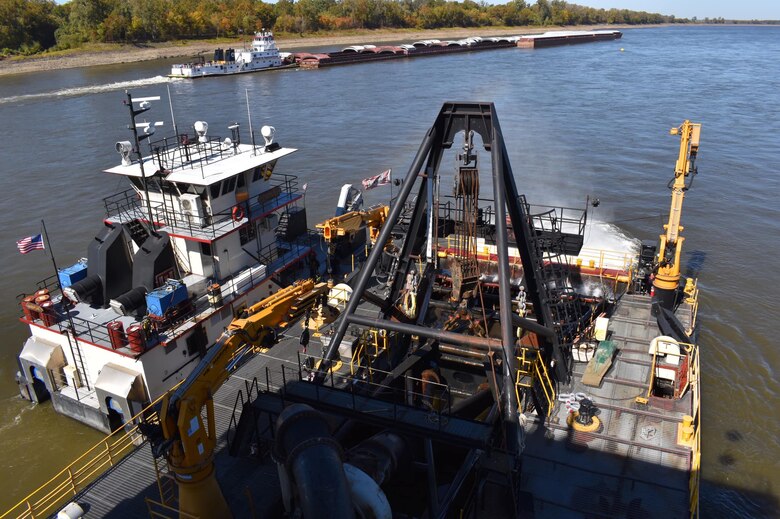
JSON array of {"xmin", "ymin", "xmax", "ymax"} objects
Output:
[
  {"xmin": 302, "ymin": 182, "xmax": 308, "ymax": 192},
  {"xmin": 17, "ymin": 234, "xmax": 45, "ymax": 254},
  {"xmin": 361, "ymin": 169, "xmax": 391, "ymax": 191}
]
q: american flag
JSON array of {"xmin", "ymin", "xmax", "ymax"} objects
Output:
[
  {"xmin": 361, "ymin": 169, "xmax": 391, "ymax": 191},
  {"xmin": 17, "ymin": 234, "xmax": 45, "ymax": 254}
]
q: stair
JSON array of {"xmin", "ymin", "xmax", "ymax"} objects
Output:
[
  {"xmin": 125, "ymin": 218, "xmax": 150, "ymax": 247},
  {"xmin": 275, "ymin": 212, "xmax": 290, "ymax": 240}
]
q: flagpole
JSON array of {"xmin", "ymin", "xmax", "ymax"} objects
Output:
[
  {"xmin": 40, "ymin": 219, "xmax": 91, "ymax": 393},
  {"xmin": 40, "ymin": 219, "xmax": 63, "ymax": 292}
]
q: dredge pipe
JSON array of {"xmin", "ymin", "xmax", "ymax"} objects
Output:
[
  {"xmin": 450, "ymin": 388, "xmax": 494, "ymax": 420},
  {"xmin": 347, "ymin": 315, "xmax": 503, "ymax": 350},
  {"xmin": 275, "ymin": 404, "xmax": 355, "ymax": 519}
]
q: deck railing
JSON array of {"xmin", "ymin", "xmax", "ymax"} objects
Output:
[
  {"xmin": 0, "ymin": 387, "xmax": 179, "ymax": 519},
  {"xmin": 103, "ymin": 173, "xmax": 301, "ymax": 239}
]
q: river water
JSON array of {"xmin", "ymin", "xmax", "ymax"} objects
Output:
[{"xmin": 0, "ymin": 26, "xmax": 778, "ymax": 516}]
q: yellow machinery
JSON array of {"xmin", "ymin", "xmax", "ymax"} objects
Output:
[
  {"xmin": 158, "ymin": 279, "xmax": 315, "ymax": 518},
  {"xmin": 653, "ymin": 120, "xmax": 701, "ymax": 308},
  {"xmin": 316, "ymin": 204, "xmax": 390, "ymax": 246}
]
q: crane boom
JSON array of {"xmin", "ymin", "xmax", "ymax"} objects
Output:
[
  {"xmin": 653, "ymin": 120, "xmax": 701, "ymax": 309},
  {"xmin": 317, "ymin": 204, "xmax": 390, "ymax": 245},
  {"xmin": 157, "ymin": 279, "xmax": 317, "ymax": 518}
]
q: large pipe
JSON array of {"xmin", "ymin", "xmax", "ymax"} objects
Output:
[
  {"xmin": 490, "ymin": 118, "xmax": 520, "ymax": 454},
  {"xmin": 347, "ymin": 314, "xmax": 502, "ymax": 350},
  {"xmin": 275, "ymin": 404, "xmax": 355, "ymax": 519}
]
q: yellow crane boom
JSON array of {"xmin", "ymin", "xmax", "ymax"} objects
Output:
[
  {"xmin": 157, "ymin": 279, "xmax": 316, "ymax": 518},
  {"xmin": 653, "ymin": 120, "xmax": 701, "ymax": 304},
  {"xmin": 316, "ymin": 204, "xmax": 390, "ymax": 245}
]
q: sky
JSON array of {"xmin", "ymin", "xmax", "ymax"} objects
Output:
[{"xmin": 566, "ymin": 1, "xmax": 779, "ymax": 20}]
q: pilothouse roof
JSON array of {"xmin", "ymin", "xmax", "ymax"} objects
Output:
[{"xmin": 104, "ymin": 143, "xmax": 296, "ymax": 187}]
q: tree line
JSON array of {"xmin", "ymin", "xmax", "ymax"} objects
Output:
[{"xmin": 2, "ymin": 0, "xmax": 683, "ymax": 56}]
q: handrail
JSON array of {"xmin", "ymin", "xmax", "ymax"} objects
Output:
[{"xmin": 1, "ymin": 383, "xmax": 181, "ymax": 519}]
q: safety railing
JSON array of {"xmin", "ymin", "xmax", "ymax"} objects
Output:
[
  {"xmin": 0, "ymin": 385, "xmax": 180, "ymax": 519},
  {"xmin": 687, "ymin": 342, "xmax": 701, "ymax": 518},
  {"xmin": 349, "ymin": 329, "xmax": 388, "ymax": 376},
  {"xmin": 515, "ymin": 349, "xmax": 556, "ymax": 417},
  {"xmin": 574, "ymin": 247, "xmax": 635, "ymax": 277},
  {"xmin": 103, "ymin": 174, "xmax": 302, "ymax": 240}
]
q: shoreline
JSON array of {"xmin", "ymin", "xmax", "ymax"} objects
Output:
[{"xmin": 1, "ymin": 24, "xmax": 647, "ymax": 77}]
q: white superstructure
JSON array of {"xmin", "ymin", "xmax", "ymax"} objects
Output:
[
  {"xmin": 170, "ymin": 30, "xmax": 286, "ymax": 78},
  {"xmin": 15, "ymin": 94, "xmax": 314, "ymax": 433}
]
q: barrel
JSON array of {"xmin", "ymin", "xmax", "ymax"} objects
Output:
[
  {"xmin": 207, "ymin": 283, "xmax": 223, "ymax": 309},
  {"xmin": 21, "ymin": 295, "xmax": 38, "ymax": 321},
  {"xmin": 126, "ymin": 324, "xmax": 146, "ymax": 353},
  {"xmin": 107, "ymin": 321, "xmax": 127, "ymax": 350},
  {"xmin": 40, "ymin": 301, "xmax": 56, "ymax": 327}
]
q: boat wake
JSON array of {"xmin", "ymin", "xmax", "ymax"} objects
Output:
[
  {"xmin": 0, "ymin": 75, "xmax": 174, "ymax": 105},
  {"xmin": 583, "ymin": 220, "xmax": 640, "ymax": 256}
]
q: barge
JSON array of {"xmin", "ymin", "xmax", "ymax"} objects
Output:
[
  {"xmin": 6, "ymin": 102, "xmax": 701, "ymax": 519},
  {"xmin": 517, "ymin": 29, "xmax": 622, "ymax": 48},
  {"xmin": 294, "ymin": 30, "xmax": 621, "ymax": 68}
]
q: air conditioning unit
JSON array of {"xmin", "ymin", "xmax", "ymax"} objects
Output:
[{"xmin": 180, "ymin": 194, "xmax": 203, "ymax": 225}]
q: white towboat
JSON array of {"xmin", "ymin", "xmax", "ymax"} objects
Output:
[
  {"xmin": 14, "ymin": 92, "xmax": 316, "ymax": 433},
  {"xmin": 169, "ymin": 29, "xmax": 289, "ymax": 78}
]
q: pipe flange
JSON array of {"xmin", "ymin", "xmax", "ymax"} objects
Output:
[
  {"xmin": 285, "ymin": 436, "xmax": 345, "ymax": 475},
  {"xmin": 274, "ymin": 405, "xmax": 325, "ymax": 461}
]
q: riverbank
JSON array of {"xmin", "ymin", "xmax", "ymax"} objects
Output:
[{"xmin": 0, "ymin": 25, "xmax": 644, "ymax": 77}]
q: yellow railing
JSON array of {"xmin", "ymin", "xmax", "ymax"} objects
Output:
[
  {"xmin": 688, "ymin": 342, "xmax": 701, "ymax": 518},
  {"xmin": 1, "ymin": 386, "xmax": 180, "ymax": 519},
  {"xmin": 515, "ymin": 349, "xmax": 556, "ymax": 417},
  {"xmin": 349, "ymin": 329, "xmax": 387, "ymax": 377}
]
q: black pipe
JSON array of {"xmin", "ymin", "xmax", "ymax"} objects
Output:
[
  {"xmin": 275, "ymin": 404, "xmax": 355, "ymax": 519},
  {"xmin": 489, "ymin": 117, "xmax": 519, "ymax": 453},
  {"xmin": 347, "ymin": 314, "xmax": 502, "ymax": 350},
  {"xmin": 346, "ymin": 431, "xmax": 407, "ymax": 486},
  {"xmin": 450, "ymin": 388, "xmax": 494, "ymax": 420}
]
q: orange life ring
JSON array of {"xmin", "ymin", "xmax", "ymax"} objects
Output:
[{"xmin": 232, "ymin": 205, "xmax": 245, "ymax": 222}]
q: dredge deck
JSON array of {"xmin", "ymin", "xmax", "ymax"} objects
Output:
[
  {"xmin": 30, "ymin": 291, "xmax": 698, "ymax": 518},
  {"xmin": 5, "ymin": 103, "xmax": 700, "ymax": 519},
  {"xmin": 520, "ymin": 293, "xmax": 697, "ymax": 517}
]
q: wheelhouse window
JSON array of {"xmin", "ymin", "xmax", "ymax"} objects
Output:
[
  {"xmin": 210, "ymin": 182, "xmax": 221, "ymax": 199},
  {"xmin": 221, "ymin": 176, "xmax": 237, "ymax": 196}
]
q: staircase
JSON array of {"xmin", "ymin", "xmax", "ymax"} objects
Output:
[
  {"xmin": 516, "ymin": 195, "xmax": 586, "ymax": 381},
  {"xmin": 275, "ymin": 212, "xmax": 290, "ymax": 241},
  {"xmin": 125, "ymin": 218, "xmax": 150, "ymax": 247},
  {"xmin": 515, "ymin": 348, "xmax": 555, "ymax": 417}
]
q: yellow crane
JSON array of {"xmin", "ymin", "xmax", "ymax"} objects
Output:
[
  {"xmin": 653, "ymin": 120, "xmax": 701, "ymax": 308},
  {"xmin": 156, "ymin": 279, "xmax": 317, "ymax": 518},
  {"xmin": 316, "ymin": 204, "xmax": 390, "ymax": 246}
]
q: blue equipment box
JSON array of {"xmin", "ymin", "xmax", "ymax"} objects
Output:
[
  {"xmin": 146, "ymin": 280, "xmax": 188, "ymax": 317},
  {"xmin": 58, "ymin": 262, "xmax": 88, "ymax": 288}
]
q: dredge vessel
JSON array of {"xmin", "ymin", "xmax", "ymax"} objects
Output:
[{"xmin": 7, "ymin": 102, "xmax": 701, "ymax": 518}]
